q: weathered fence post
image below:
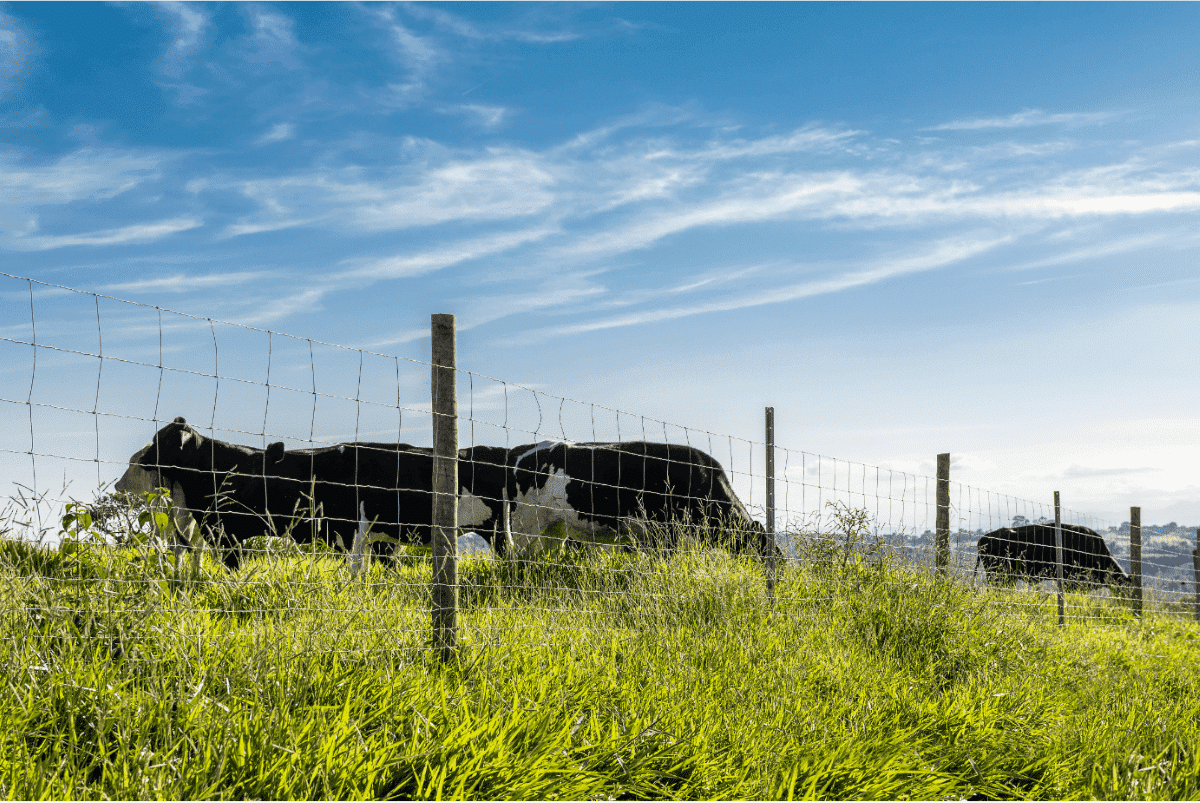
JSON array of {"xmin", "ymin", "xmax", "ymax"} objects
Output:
[
  {"xmin": 1130, "ymin": 506, "xmax": 1142, "ymax": 618},
  {"xmin": 935, "ymin": 453, "xmax": 950, "ymax": 572},
  {"xmin": 1054, "ymin": 491, "xmax": 1064, "ymax": 626},
  {"xmin": 431, "ymin": 313, "xmax": 459, "ymax": 661},
  {"xmin": 765, "ymin": 406, "xmax": 776, "ymax": 602},
  {"xmin": 1193, "ymin": 528, "xmax": 1199, "ymax": 625}
]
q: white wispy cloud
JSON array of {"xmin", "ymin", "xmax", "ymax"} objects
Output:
[
  {"xmin": 361, "ymin": 328, "xmax": 431, "ymax": 349},
  {"xmin": 0, "ymin": 106, "xmax": 48, "ymax": 129},
  {"xmin": 255, "ymin": 122, "xmax": 295, "ymax": 144},
  {"xmin": 668, "ymin": 125, "xmax": 865, "ymax": 162},
  {"xmin": 0, "ymin": 9, "xmax": 33, "ymax": 101},
  {"xmin": 1003, "ymin": 232, "xmax": 1177, "ymax": 273},
  {"xmin": 368, "ymin": 7, "xmax": 445, "ymax": 108},
  {"xmin": 516, "ymin": 236, "xmax": 1010, "ymax": 340},
  {"xmin": 927, "ymin": 108, "xmax": 1118, "ymax": 132},
  {"xmin": 550, "ymin": 172, "xmax": 861, "ymax": 262},
  {"xmin": 399, "ymin": 3, "xmax": 584, "ymax": 43},
  {"xmin": 156, "ymin": 2, "xmax": 209, "ymax": 79},
  {"xmin": 227, "ymin": 150, "xmax": 557, "ymax": 234},
  {"xmin": 222, "ymin": 217, "xmax": 317, "ymax": 238},
  {"xmin": 336, "ymin": 225, "xmax": 559, "ymax": 280},
  {"xmin": 0, "ymin": 148, "xmax": 162, "ymax": 206},
  {"xmin": 585, "ymin": 263, "xmax": 772, "ymax": 312},
  {"xmin": 443, "ymin": 104, "xmax": 509, "ymax": 129},
  {"xmin": 241, "ymin": 6, "xmax": 300, "ymax": 70},
  {"xmin": 1015, "ymin": 273, "xmax": 1086, "ymax": 287},
  {"xmin": 203, "ymin": 120, "xmax": 1200, "ymax": 337},
  {"xmin": 103, "ymin": 270, "xmax": 271, "ymax": 294},
  {"xmin": 4, "ymin": 217, "xmax": 202, "ymax": 251},
  {"xmin": 966, "ymin": 141, "xmax": 1075, "ymax": 159},
  {"xmin": 19, "ymin": 108, "xmax": 1196, "ymax": 338},
  {"xmin": 237, "ymin": 287, "xmax": 329, "ymax": 325},
  {"xmin": 457, "ymin": 271, "xmax": 607, "ymax": 332}
]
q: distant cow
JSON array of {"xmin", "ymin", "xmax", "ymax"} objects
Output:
[
  {"xmin": 503, "ymin": 440, "xmax": 776, "ymax": 558},
  {"xmin": 116, "ymin": 417, "xmax": 508, "ymax": 567},
  {"xmin": 974, "ymin": 523, "xmax": 1130, "ymax": 590}
]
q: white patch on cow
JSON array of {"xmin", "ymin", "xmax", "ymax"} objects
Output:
[
  {"xmin": 180, "ymin": 430, "xmax": 195, "ymax": 448},
  {"xmin": 458, "ymin": 532, "xmax": 492, "ymax": 556},
  {"xmin": 514, "ymin": 439, "xmax": 572, "ymax": 466},
  {"xmin": 458, "ymin": 487, "xmax": 491, "ymax": 529},
  {"xmin": 338, "ymin": 444, "xmax": 345, "ymax": 454},
  {"xmin": 508, "ymin": 467, "xmax": 629, "ymax": 555},
  {"xmin": 349, "ymin": 500, "xmax": 369, "ymax": 575},
  {"xmin": 502, "ymin": 485, "xmax": 515, "ymax": 555},
  {"xmin": 510, "ymin": 467, "xmax": 572, "ymax": 554}
]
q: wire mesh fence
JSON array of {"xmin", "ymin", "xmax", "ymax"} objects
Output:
[{"xmin": 3, "ymin": 271, "xmax": 1198, "ymax": 672}]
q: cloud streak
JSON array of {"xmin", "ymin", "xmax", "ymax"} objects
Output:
[
  {"xmin": 0, "ymin": 148, "xmax": 162, "ymax": 207},
  {"xmin": 5, "ymin": 217, "xmax": 202, "ymax": 251},
  {"xmin": 103, "ymin": 270, "xmax": 271, "ymax": 294},
  {"xmin": 926, "ymin": 108, "xmax": 1119, "ymax": 131},
  {"xmin": 225, "ymin": 149, "xmax": 557, "ymax": 235},
  {"xmin": 517, "ymin": 236, "xmax": 1010, "ymax": 340},
  {"xmin": 212, "ymin": 119, "xmax": 1200, "ymax": 276},
  {"xmin": 255, "ymin": 123, "xmax": 295, "ymax": 144},
  {"xmin": 336, "ymin": 225, "xmax": 559, "ymax": 280},
  {"xmin": 0, "ymin": 9, "xmax": 33, "ymax": 102}
]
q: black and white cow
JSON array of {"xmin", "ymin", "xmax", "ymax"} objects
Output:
[
  {"xmin": 116, "ymin": 417, "xmax": 508, "ymax": 567},
  {"xmin": 501, "ymin": 440, "xmax": 775, "ymax": 558},
  {"xmin": 974, "ymin": 523, "xmax": 1130, "ymax": 590}
]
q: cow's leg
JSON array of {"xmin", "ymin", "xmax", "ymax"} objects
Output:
[
  {"xmin": 349, "ymin": 501, "xmax": 370, "ymax": 574},
  {"xmin": 487, "ymin": 488, "xmax": 514, "ymax": 559},
  {"xmin": 168, "ymin": 481, "xmax": 201, "ymax": 560},
  {"xmin": 116, "ymin": 464, "xmax": 199, "ymax": 560},
  {"xmin": 501, "ymin": 488, "xmax": 515, "ymax": 557}
]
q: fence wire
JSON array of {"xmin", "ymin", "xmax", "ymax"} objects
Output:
[{"xmin": 2, "ymin": 272, "xmax": 1198, "ymax": 671}]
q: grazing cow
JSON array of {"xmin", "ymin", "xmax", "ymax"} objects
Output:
[
  {"xmin": 502, "ymin": 440, "xmax": 775, "ymax": 558},
  {"xmin": 116, "ymin": 417, "xmax": 508, "ymax": 567},
  {"xmin": 974, "ymin": 523, "xmax": 1130, "ymax": 590}
]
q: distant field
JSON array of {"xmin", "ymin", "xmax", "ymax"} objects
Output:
[{"xmin": 2, "ymin": 524, "xmax": 1198, "ymax": 801}]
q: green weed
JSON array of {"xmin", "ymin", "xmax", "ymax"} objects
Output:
[{"xmin": 0, "ymin": 496, "xmax": 1197, "ymax": 799}]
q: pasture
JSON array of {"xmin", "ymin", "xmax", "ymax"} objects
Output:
[{"xmin": 2, "ymin": 508, "xmax": 1199, "ymax": 800}]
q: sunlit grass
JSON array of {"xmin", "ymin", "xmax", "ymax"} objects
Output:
[{"xmin": 1, "ymin": 517, "xmax": 1198, "ymax": 799}]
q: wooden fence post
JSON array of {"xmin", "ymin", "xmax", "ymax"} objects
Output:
[
  {"xmin": 935, "ymin": 453, "xmax": 950, "ymax": 572},
  {"xmin": 1054, "ymin": 491, "xmax": 1064, "ymax": 626},
  {"xmin": 1193, "ymin": 528, "xmax": 1199, "ymax": 625},
  {"xmin": 1130, "ymin": 506, "xmax": 1142, "ymax": 618},
  {"xmin": 765, "ymin": 407, "xmax": 776, "ymax": 602},
  {"xmin": 431, "ymin": 314, "xmax": 459, "ymax": 662}
]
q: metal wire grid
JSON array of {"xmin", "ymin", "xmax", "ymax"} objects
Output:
[
  {"xmin": 1, "ymin": 271, "xmax": 1195, "ymax": 665},
  {"xmin": 454, "ymin": 377, "xmax": 1188, "ymax": 619},
  {"xmin": 464, "ymin": 391, "xmax": 1187, "ymax": 623}
]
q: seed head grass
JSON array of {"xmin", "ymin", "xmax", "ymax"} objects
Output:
[{"xmin": 1, "ymin": 504, "xmax": 1198, "ymax": 799}]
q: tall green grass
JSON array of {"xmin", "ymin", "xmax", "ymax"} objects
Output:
[{"xmin": 1, "ymin": 516, "xmax": 1198, "ymax": 799}]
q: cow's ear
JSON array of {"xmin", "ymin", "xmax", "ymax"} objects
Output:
[
  {"xmin": 179, "ymin": 427, "xmax": 203, "ymax": 452},
  {"xmin": 174, "ymin": 416, "xmax": 187, "ymax": 425},
  {"xmin": 267, "ymin": 442, "xmax": 285, "ymax": 463}
]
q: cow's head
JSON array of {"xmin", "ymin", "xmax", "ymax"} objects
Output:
[
  {"xmin": 148, "ymin": 416, "xmax": 206, "ymax": 468},
  {"xmin": 1106, "ymin": 557, "xmax": 1133, "ymax": 586},
  {"xmin": 116, "ymin": 417, "xmax": 204, "ymax": 493}
]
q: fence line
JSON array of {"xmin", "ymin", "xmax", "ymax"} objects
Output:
[{"xmin": 3, "ymin": 271, "xmax": 1199, "ymax": 668}]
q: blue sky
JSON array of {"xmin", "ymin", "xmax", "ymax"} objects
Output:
[{"xmin": 2, "ymin": 2, "xmax": 1200, "ymax": 528}]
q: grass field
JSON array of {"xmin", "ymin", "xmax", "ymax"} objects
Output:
[{"xmin": 2, "ymin": 510, "xmax": 1199, "ymax": 800}]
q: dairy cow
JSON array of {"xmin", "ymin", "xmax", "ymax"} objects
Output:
[
  {"xmin": 501, "ymin": 440, "xmax": 775, "ymax": 558},
  {"xmin": 974, "ymin": 523, "xmax": 1130, "ymax": 590},
  {"xmin": 116, "ymin": 417, "xmax": 508, "ymax": 567}
]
